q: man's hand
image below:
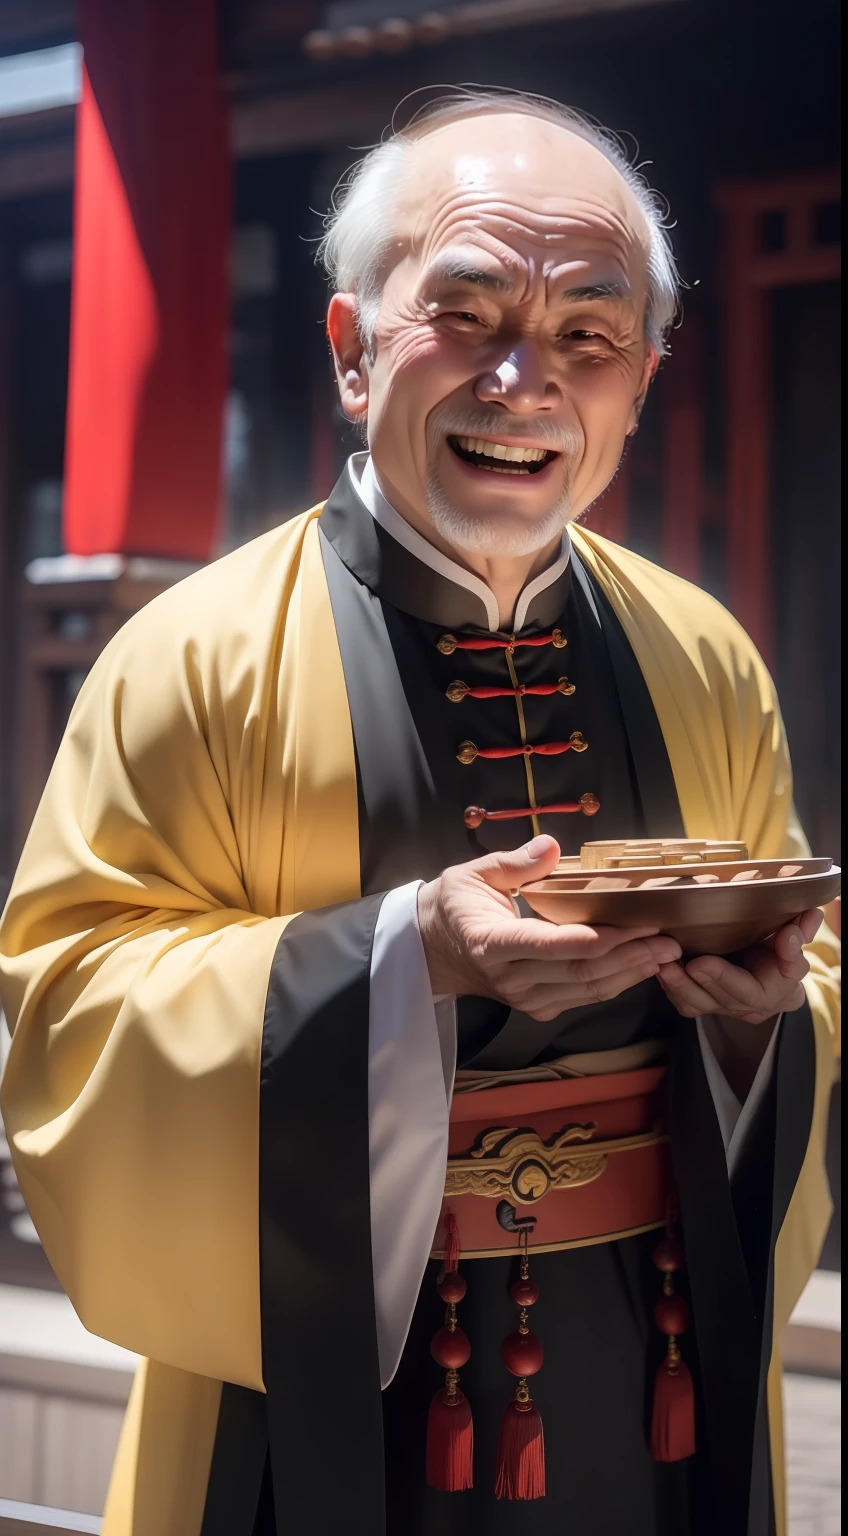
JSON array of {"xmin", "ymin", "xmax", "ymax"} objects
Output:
[
  {"xmin": 656, "ymin": 908, "xmax": 824, "ymax": 1025},
  {"xmin": 656, "ymin": 908, "xmax": 824, "ymax": 1098},
  {"xmin": 417, "ymin": 834, "xmax": 682, "ymax": 1021}
]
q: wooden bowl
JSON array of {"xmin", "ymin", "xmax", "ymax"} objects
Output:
[{"xmin": 521, "ymin": 857, "xmax": 841, "ymax": 956}]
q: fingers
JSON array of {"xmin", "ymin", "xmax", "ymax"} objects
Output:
[
  {"xmin": 768, "ymin": 923, "xmax": 814, "ymax": 982},
  {"xmin": 488, "ymin": 920, "xmax": 677, "ymax": 964},
  {"xmin": 798, "ymin": 907, "xmax": 825, "ymax": 944},
  {"xmin": 657, "ymin": 961, "xmax": 723, "ymax": 1018},
  {"xmin": 764, "ymin": 909, "xmax": 824, "ymax": 961},
  {"xmin": 519, "ymin": 958, "xmax": 670, "ymax": 1020},
  {"xmin": 507, "ymin": 936, "xmax": 681, "ymax": 989},
  {"xmin": 659, "ymin": 947, "xmax": 809, "ymax": 1025},
  {"xmin": 476, "ymin": 834, "xmax": 561, "ymax": 895},
  {"xmin": 800, "ymin": 907, "xmax": 825, "ymax": 942}
]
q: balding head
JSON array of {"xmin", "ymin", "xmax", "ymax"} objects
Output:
[
  {"xmin": 321, "ymin": 90, "xmax": 677, "ymax": 353},
  {"xmin": 324, "ymin": 89, "xmax": 677, "ymax": 578}
]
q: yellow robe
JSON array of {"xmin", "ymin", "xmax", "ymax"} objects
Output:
[{"xmin": 0, "ymin": 509, "xmax": 839, "ymax": 1536}]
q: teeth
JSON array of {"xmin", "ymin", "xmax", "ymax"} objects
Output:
[{"xmin": 455, "ymin": 436, "xmax": 548, "ymax": 464}]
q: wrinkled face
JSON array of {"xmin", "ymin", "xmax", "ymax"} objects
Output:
[{"xmin": 329, "ymin": 113, "xmax": 658, "ymax": 556}]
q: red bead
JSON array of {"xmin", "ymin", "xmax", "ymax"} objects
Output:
[
  {"xmin": 437, "ymin": 1273, "xmax": 467, "ymax": 1304},
  {"xmin": 510, "ymin": 1278, "xmax": 540, "ymax": 1307},
  {"xmin": 654, "ymin": 1294, "xmax": 690, "ymax": 1337},
  {"xmin": 653, "ymin": 1238, "xmax": 683, "ymax": 1274},
  {"xmin": 500, "ymin": 1329, "xmax": 544, "ymax": 1377},
  {"xmin": 431, "ymin": 1326, "xmax": 471, "ymax": 1369}
]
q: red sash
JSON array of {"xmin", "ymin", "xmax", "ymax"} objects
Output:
[{"xmin": 433, "ymin": 1065, "xmax": 670, "ymax": 1259}]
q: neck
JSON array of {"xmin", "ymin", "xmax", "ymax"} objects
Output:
[{"xmin": 372, "ymin": 470, "xmax": 564, "ymax": 628}]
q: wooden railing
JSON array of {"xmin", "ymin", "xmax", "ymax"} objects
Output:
[{"xmin": 0, "ymin": 1501, "xmax": 100, "ymax": 1535}]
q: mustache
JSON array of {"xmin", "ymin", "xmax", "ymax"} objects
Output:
[{"xmin": 426, "ymin": 405, "xmax": 583, "ymax": 456}]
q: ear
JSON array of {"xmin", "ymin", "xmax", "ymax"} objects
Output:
[
  {"xmin": 327, "ymin": 293, "xmax": 370, "ymax": 421},
  {"xmin": 626, "ymin": 344, "xmax": 660, "ymax": 437}
]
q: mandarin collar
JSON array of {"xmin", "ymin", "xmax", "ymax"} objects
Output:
[{"xmin": 318, "ymin": 453, "xmax": 573, "ymax": 633}]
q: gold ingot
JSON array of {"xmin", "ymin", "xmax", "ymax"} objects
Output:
[{"xmin": 579, "ymin": 838, "xmax": 749, "ymax": 870}]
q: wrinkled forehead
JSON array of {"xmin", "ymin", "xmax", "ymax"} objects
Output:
[{"xmin": 388, "ymin": 113, "xmax": 651, "ymax": 295}]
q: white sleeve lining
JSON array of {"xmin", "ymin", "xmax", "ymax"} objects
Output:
[
  {"xmin": 368, "ymin": 882, "xmax": 456, "ymax": 1389},
  {"xmin": 697, "ymin": 1015, "xmax": 782, "ymax": 1179}
]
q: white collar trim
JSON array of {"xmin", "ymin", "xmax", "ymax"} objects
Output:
[{"xmin": 347, "ymin": 452, "xmax": 571, "ymax": 634}]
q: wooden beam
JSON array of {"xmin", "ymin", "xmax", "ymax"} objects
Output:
[
  {"xmin": 0, "ymin": 1, "xmax": 75, "ymax": 50},
  {"xmin": 0, "ymin": 104, "xmax": 75, "ymax": 144},
  {"xmin": 299, "ymin": 0, "xmax": 681, "ymax": 62},
  {"xmin": 714, "ymin": 169, "xmax": 840, "ymax": 212},
  {"xmin": 747, "ymin": 248, "xmax": 841, "ymax": 288},
  {"xmin": 0, "ymin": 138, "xmax": 74, "ymax": 199}
]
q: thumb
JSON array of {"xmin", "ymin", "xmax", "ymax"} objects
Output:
[{"xmin": 476, "ymin": 834, "xmax": 561, "ymax": 895}]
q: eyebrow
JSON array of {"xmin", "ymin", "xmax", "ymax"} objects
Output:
[
  {"xmin": 560, "ymin": 281, "xmax": 632, "ymax": 303},
  {"xmin": 424, "ymin": 256, "xmax": 515, "ymax": 294},
  {"xmin": 424, "ymin": 262, "xmax": 633, "ymax": 304}
]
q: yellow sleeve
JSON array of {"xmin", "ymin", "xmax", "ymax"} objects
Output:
[
  {"xmin": 0, "ymin": 504, "xmax": 367, "ymax": 1397},
  {"xmin": 729, "ymin": 659, "xmax": 840, "ymax": 1062},
  {"xmin": 0, "ymin": 585, "xmax": 295, "ymax": 1388}
]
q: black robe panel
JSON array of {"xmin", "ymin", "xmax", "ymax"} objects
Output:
[{"xmin": 317, "ymin": 474, "xmax": 764, "ymax": 1536}]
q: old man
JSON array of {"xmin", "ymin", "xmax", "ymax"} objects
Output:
[{"xmin": 0, "ymin": 88, "xmax": 839, "ymax": 1536}]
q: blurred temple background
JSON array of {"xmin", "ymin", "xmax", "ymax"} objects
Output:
[{"xmin": 0, "ymin": 0, "xmax": 841, "ymax": 1529}]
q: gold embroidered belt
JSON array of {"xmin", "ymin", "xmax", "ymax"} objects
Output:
[{"xmin": 432, "ymin": 1063, "xmax": 670, "ymax": 1260}]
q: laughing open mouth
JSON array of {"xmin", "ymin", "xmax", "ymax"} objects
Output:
[{"xmin": 448, "ymin": 435, "xmax": 558, "ymax": 475}]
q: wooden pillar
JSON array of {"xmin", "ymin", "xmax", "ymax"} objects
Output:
[
  {"xmin": 715, "ymin": 171, "xmax": 840, "ymax": 669},
  {"xmin": 310, "ymin": 340, "xmax": 339, "ymax": 505},
  {"xmin": 589, "ymin": 451, "xmax": 631, "ymax": 545},
  {"xmin": 722, "ymin": 208, "xmax": 773, "ymax": 663},
  {"xmin": 661, "ymin": 314, "xmax": 704, "ymax": 584},
  {"xmin": 20, "ymin": 564, "xmax": 198, "ymax": 840},
  {"xmin": 0, "ymin": 241, "xmax": 15, "ymax": 880},
  {"xmin": 65, "ymin": 0, "xmax": 230, "ymax": 559}
]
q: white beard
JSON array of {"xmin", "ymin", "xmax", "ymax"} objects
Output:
[
  {"xmin": 422, "ymin": 404, "xmax": 581, "ymax": 558},
  {"xmin": 424, "ymin": 471, "xmax": 572, "ymax": 556}
]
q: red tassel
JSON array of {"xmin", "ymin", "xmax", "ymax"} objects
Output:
[
  {"xmin": 495, "ymin": 1391, "xmax": 546, "ymax": 1500},
  {"xmin": 427, "ymin": 1213, "xmax": 473, "ymax": 1491},
  {"xmin": 426, "ymin": 1380, "xmax": 474, "ymax": 1491},
  {"xmin": 650, "ymin": 1198, "xmax": 695, "ymax": 1462},
  {"xmin": 650, "ymin": 1346, "xmax": 696, "ymax": 1461},
  {"xmin": 443, "ymin": 1212, "xmax": 459, "ymax": 1272}
]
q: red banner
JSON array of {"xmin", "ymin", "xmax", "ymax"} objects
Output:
[{"xmin": 64, "ymin": 0, "xmax": 230, "ymax": 560}]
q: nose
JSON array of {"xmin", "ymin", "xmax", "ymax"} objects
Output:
[{"xmin": 474, "ymin": 339, "xmax": 559, "ymax": 415}]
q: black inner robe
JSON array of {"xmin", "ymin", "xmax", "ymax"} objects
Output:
[{"xmin": 200, "ymin": 470, "xmax": 816, "ymax": 1536}]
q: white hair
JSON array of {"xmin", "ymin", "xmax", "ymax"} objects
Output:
[{"xmin": 318, "ymin": 86, "xmax": 680, "ymax": 354}]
